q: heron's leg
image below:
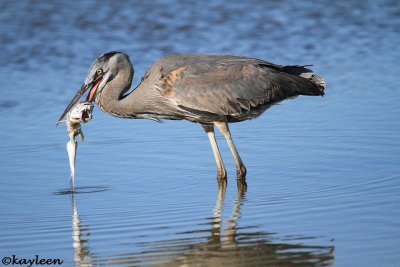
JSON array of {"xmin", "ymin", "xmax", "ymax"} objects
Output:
[
  {"xmin": 202, "ymin": 124, "xmax": 227, "ymax": 180},
  {"xmin": 214, "ymin": 121, "xmax": 247, "ymax": 179}
]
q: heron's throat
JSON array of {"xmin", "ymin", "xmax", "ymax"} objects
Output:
[
  {"xmin": 87, "ymin": 78, "xmax": 103, "ymax": 102},
  {"xmin": 93, "ymin": 72, "xmax": 138, "ymax": 118}
]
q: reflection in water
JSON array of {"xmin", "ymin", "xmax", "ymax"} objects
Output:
[
  {"xmin": 143, "ymin": 181, "xmax": 335, "ymax": 266},
  {"xmin": 71, "ymin": 194, "xmax": 93, "ymax": 267},
  {"xmin": 55, "ymin": 186, "xmax": 108, "ymax": 195},
  {"xmin": 68, "ymin": 181, "xmax": 334, "ymax": 266},
  {"xmin": 1, "ymin": 1, "xmax": 397, "ymax": 265},
  {"xmin": 207, "ymin": 180, "xmax": 242, "ymax": 250}
]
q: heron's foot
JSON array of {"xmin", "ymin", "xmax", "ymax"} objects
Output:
[
  {"xmin": 217, "ymin": 166, "xmax": 228, "ymax": 180},
  {"xmin": 236, "ymin": 165, "xmax": 247, "ymax": 191},
  {"xmin": 236, "ymin": 165, "xmax": 247, "ymax": 178},
  {"xmin": 216, "ymin": 168, "xmax": 227, "ymax": 181}
]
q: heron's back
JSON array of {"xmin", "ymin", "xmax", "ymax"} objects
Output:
[{"xmin": 143, "ymin": 54, "xmax": 325, "ymax": 123}]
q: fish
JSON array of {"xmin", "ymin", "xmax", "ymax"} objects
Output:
[{"xmin": 59, "ymin": 102, "xmax": 94, "ymax": 190}]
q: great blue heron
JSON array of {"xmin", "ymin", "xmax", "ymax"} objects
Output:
[{"xmin": 58, "ymin": 52, "xmax": 325, "ymax": 180}]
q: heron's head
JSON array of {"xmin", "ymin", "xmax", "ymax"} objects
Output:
[{"xmin": 57, "ymin": 51, "xmax": 133, "ymax": 123}]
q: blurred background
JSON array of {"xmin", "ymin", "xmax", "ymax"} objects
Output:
[{"xmin": 0, "ymin": 0, "xmax": 399, "ymax": 266}]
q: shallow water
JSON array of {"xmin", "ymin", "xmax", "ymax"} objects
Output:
[{"xmin": 1, "ymin": 0, "xmax": 399, "ymax": 266}]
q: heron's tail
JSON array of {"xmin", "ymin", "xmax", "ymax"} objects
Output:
[{"xmin": 283, "ymin": 65, "xmax": 326, "ymax": 96}]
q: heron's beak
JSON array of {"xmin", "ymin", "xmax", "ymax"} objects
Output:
[
  {"xmin": 56, "ymin": 76, "xmax": 102, "ymax": 125},
  {"xmin": 57, "ymin": 83, "xmax": 91, "ymax": 125},
  {"xmin": 56, "ymin": 72, "xmax": 106, "ymax": 125}
]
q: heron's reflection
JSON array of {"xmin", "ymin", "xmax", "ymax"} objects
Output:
[
  {"xmin": 207, "ymin": 179, "xmax": 244, "ymax": 249},
  {"xmin": 68, "ymin": 180, "xmax": 334, "ymax": 266},
  {"xmin": 71, "ymin": 193, "xmax": 93, "ymax": 267},
  {"xmin": 100, "ymin": 180, "xmax": 334, "ymax": 266},
  {"xmin": 147, "ymin": 180, "xmax": 335, "ymax": 266}
]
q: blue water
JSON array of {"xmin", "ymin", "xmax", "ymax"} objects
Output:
[{"xmin": 0, "ymin": 0, "xmax": 399, "ymax": 266}]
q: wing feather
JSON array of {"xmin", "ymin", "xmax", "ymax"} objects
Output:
[{"xmin": 152, "ymin": 54, "xmax": 322, "ymax": 121}]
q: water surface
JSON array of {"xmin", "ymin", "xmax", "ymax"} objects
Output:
[{"xmin": 0, "ymin": 1, "xmax": 399, "ymax": 266}]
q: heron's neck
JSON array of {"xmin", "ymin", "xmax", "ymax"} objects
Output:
[{"xmin": 95, "ymin": 69, "xmax": 163, "ymax": 118}]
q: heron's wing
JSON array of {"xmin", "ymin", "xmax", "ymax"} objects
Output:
[{"xmin": 155, "ymin": 59, "xmax": 320, "ymax": 118}]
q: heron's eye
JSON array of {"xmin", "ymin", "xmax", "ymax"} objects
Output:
[{"xmin": 96, "ymin": 68, "xmax": 103, "ymax": 76}]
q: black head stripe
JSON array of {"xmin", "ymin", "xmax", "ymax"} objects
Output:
[{"xmin": 98, "ymin": 51, "xmax": 121, "ymax": 62}]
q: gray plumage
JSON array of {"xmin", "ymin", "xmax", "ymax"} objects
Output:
[{"xmin": 58, "ymin": 51, "xmax": 325, "ymax": 181}]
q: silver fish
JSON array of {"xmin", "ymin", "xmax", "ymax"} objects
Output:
[{"xmin": 63, "ymin": 102, "xmax": 94, "ymax": 190}]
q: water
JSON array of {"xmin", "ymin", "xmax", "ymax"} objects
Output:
[{"xmin": 0, "ymin": 0, "xmax": 399, "ymax": 266}]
